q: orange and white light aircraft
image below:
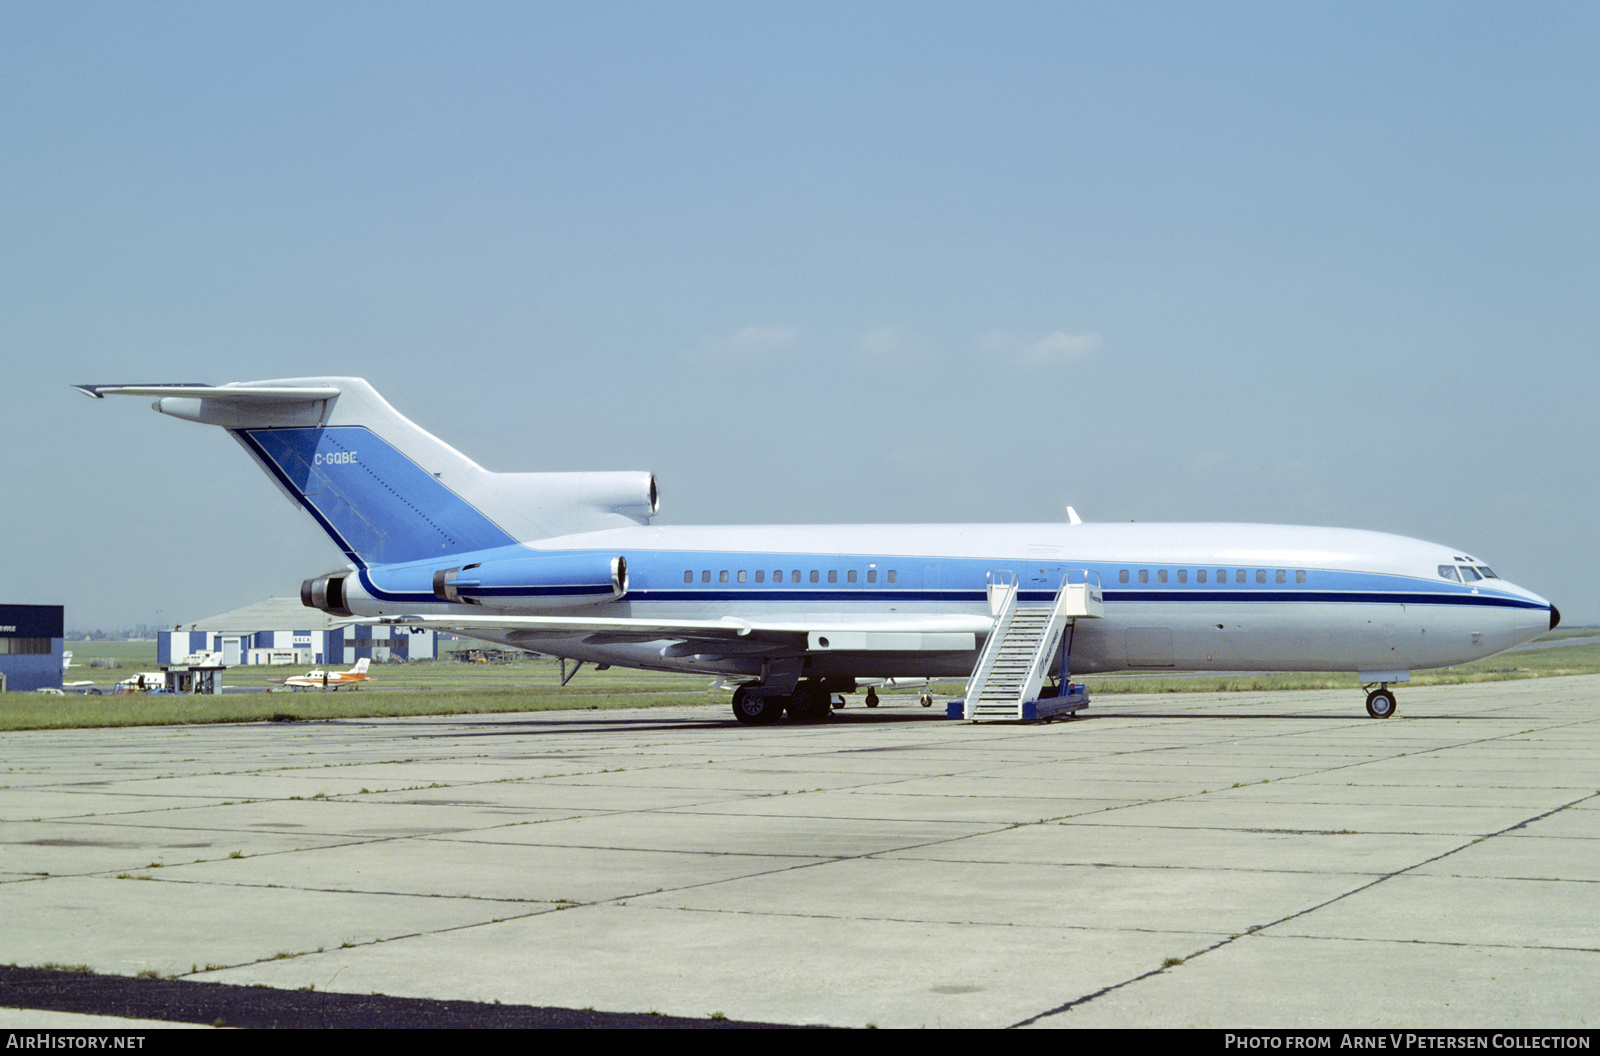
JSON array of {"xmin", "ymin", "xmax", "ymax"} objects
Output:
[{"xmin": 271, "ymin": 657, "xmax": 373, "ymax": 691}]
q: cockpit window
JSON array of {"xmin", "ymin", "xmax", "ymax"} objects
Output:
[
  {"xmin": 1477, "ymin": 566, "xmax": 1499, "ymax": 579},
  {"xmin": 1438, "ymin": 565, "xmax": 1461, "ymax": 583},
  {"xmin": 1459, "ymin": 565, "xmax": 1483, "ymax": 583}
]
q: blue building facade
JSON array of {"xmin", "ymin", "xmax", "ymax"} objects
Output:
[
  {"xmin": 0, "ymin": 604, "xmax": 64, "ymax": 693},
  {"xmin": 158, "ymin": 600, "xmax": 435, "ymax": 666}
]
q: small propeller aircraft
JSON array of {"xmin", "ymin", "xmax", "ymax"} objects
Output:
[{"xmin": 270, "ymin": 657, "xmax": 373, "ymax": 691}]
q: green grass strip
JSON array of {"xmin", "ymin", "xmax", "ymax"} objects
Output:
[{"xmin": 17, "ymin": 638, "xmax": 1597, "ymax": 731}]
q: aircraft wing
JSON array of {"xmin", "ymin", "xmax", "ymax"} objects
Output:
[{"xmin": 351, "ymin": 613, "xmax": 992, "ymax": 652}]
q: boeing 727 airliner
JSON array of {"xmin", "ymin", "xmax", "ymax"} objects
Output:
[{"xmin": 79, "ymin": 377, "xmax": 1558, "ymax": 723}]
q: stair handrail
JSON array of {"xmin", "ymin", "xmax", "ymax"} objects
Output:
[
  {"xmin": 965, "ymin": 571, "xmax": 1022, "ymax": 718},
  {"xmin": 986, "ymin": 569, "xmax": 1019, "ymax": 616},
  {"xmin": 1014, "ymin": 569, "xmax": 1100, "ymax": 705}
]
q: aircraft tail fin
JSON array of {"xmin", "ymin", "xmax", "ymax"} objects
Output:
[
  {"xmin": 78, "ymin": 378, "xmax": 657, "ymax": 566},
  {"xmin": 349, "ymin": 657, "xmax": 370, "ymax": 676}
]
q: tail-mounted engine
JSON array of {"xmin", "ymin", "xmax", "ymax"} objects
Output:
[
  {"xmin": 432, "ymin": 553, "xmax": 628, "ymax": 608},
  {"xmin": 301, "ymin": 552, "xmax": 630, "ymax": 617},
  {"xmin": 301, "ymin": 572, "xmax": 354, "ymax": 617}
]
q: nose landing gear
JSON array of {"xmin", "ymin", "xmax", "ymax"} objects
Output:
[{"xmin": 1364, "ymin": 686, "xmax": 1398, "ymax": 719}]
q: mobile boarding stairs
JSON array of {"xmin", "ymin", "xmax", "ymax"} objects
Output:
[{"xmin": 951, "ymin": 570, "xmax": 1103, "ymax": 723}]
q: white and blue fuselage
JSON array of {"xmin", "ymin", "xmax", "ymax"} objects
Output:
[{"xmin": 335, "ymin": 521, "xmax": 1554, "ymax": 681}]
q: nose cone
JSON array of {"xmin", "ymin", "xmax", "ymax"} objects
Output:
[{"xmin": 1491, "ymin": 580, "xmax": 1558, "ymax": 654}]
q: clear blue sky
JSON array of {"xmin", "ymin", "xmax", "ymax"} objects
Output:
[{"xmin": 3, "ymin": 1, "xmax": 1595, "ymax": 631}]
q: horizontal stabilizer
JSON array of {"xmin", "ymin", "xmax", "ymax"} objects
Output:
[
  {"xmin": 75, "ymin": 383, "xmax": 343, "ymax": 401},
  {"xmin": 80, "ymin": 376, "xmax": 659, "ymax": 551}
]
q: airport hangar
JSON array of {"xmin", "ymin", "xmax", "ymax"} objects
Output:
[
  {"xmin": 0, "ymin": 604, "xmax": 64, "ymax": 693},
  {"xmin": 159, "ymin": 597, "xmax": 437, "ymax": 666}
]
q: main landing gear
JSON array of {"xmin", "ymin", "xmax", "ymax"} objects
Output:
[
  {"xmin": 731, "ymin": 680, "xmax": 940, "ymax": 723},
  {"xmin": 731, "ymin": 681, "xmax": 833, "ymax": 725},
  {"xmin": 1364, "ymin": 685, "xmax": 1398, "ymax": 719}
]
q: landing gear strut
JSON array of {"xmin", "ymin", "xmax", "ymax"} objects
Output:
[{"xmin": 1364, "ymin": 686, "xmax": 1398, "ymax": 719}]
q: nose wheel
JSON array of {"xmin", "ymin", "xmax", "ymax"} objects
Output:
[{"xmin": 1364, "ymin": 686, "xmax": 1398, "ymax": 719}]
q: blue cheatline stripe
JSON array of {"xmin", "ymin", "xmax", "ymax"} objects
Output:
[
  {"xmin": 620, "ymin": 589, "xmax": 1542, "ymax": 609},
  {"xmin": 236, "ymin": 426, "xmax": 514, "ymax": 567},
  {"xmin": 629, "ymin": 589, "xmax": 978, "ymax": 604},
  {"xmin": 1098, "ymin": 589, "xmax": 1545, "ymax": 609},
  {"xmin": 463, "ymin": 586, "xmax": 619, "ymax": 598},
  {"xmin": 620, "ymin": 553, "xmax": 1540, "ymax": 606}
]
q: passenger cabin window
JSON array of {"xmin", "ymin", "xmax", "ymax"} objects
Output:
[
  {"xmin": 1256, "ymin": 569, "xmax": 1266, "ymax": 584},
  {"xmin": 738, "ymin": 570, "xmax": 747, "ymax": 583},
  {"xmin": 755, "ymin": 570, "xmax": 765, "ymax": 583},
  {"xmin": 1177, "ymin": 569, "xmax": 1187, "ymax": 584},
  {"xmin": 1196, "ymin": 569, "xmax": 1207, "ymax": 584},
  {"xmin": 684, "ymin": 571, "xmax": 693, "ymax": 583},
  {"xmin": 1236, "ymin": 570, "xmax": 1246, "ymax": 584},
  {"xmin": 888, "ymin": 570, "xmax": 897, "ymax": 583},
  {"xmin": 720, "ymin": 571, "xmax": 729, "ymax": 583},
  {"xmin": 701, "ymin": 570, "xmax": 711, "ymax": 583},
  {"xmin": 1296, "ymin": 570, "xmax": 1307, "ymax": 584},
  {"xmin": 1119, "ymin": 570, "xmax": 1129, "ymax": 584},
  {"xmin": 791, "ymin": 570, "xmax": 801, "ymax": 583},
  {"xmin": 848, "ymin": 570, "xmax": 858, "ymax": 583},
  {"xmin": 810, "ymin": 570, "xmax": 819, "ymax": 583},
  {"xmin": 867, "ymin": 570, "xmax": 877, "ymax": 583},
  {"xmin": 1276, "ymin": 570, "xmax": 1286, "ymax": 584},
  {"xmin": 1138, "ymin": 570, "xmax": 1149, "ymax": 584}
]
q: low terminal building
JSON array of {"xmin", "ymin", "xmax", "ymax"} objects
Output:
[
  {"xmin": 159, "ymin": 597, "xmax": 436, "ymax": 666},
  {"xmin": 0, "ymin": 604, "xmax": 65, "ymax": 693}
]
